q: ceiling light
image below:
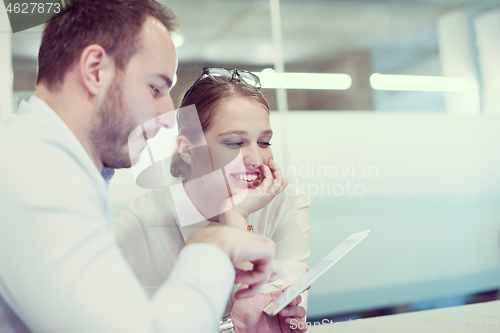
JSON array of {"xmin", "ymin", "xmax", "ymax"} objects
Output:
[{"xmin": 254, "ymin": 72, "xmax": 352, "ymax": 90}]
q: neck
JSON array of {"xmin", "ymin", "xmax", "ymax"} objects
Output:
[
  {"xmin": 183, "ymin": 177, "xmax": 231, "ymax": 222},
  {"xmin": 36, "ymin": 83, "xmax": 103, "ymax": 172}
]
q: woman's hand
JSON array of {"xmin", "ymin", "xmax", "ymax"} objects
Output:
[
  {"xmin": 231, "ymin": 288, "xmax": 308, "ymax": 333},
  {"xmin": 220, "ymin": 158, "xmax": 288, "ymax": 227}
]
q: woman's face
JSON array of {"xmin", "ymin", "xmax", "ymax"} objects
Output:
[{"xmin": 190, "ymin": 96, "xmax": 273, "ymax": 195}]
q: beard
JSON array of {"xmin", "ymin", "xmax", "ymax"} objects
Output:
[{"xmin": 90, "ymin": 78, "xmax": 138, "ymax": 170}]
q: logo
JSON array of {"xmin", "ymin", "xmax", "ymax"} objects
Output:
[{"xmin": 3, "ymin": 0, "xmax": 78, "ymax": 33}]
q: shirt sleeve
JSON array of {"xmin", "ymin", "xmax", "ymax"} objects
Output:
[
  {"xmin": 259, "ymin": 188, "xmax": 311, "ymax": 310},
  {"xmin": 0, "ymin": 141, "xmax": 234, "ymax": 333}
]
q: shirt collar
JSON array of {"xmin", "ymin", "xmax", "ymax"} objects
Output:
[{"xmin": 24, "ymin": 95, "xmax": 111, "ymax": 191}]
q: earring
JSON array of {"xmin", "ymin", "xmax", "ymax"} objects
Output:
[{"xmin": 186, "ymin": 157, "xmax": 192, "ymax": 164}]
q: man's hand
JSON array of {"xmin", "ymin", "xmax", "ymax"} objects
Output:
[
  {"xmin": 231, "ymin": 289, "xmax": 307, "ymax": 333},
  {"xmin": 185, "ymin": 225, "xmax": 283, "ymax": 298}
]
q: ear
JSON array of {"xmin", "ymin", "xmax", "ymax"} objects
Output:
[
  {"xmin": 79, "ymin": 44, "xmax": 113, "ymax": 96},
  {"xmin": 177, "ymin": 135, "xmax": 193, "ymax": 162}
]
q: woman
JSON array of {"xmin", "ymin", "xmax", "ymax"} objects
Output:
[{"xmin": 114, "ymin": 67, "xmax": 310, "ymax": 330}]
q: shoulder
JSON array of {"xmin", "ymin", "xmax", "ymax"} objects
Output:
[
  {"xmin": 251, "ymin": 185, "xmax": 311, "ymax": 227},
  {"xmin": 114, "ymin": 188, "xmax": 174, "ymax": 229},
  {"xmin": 249, "ymin": 185, "xmax": 311, "ymax": 240},
  {"xmin": 0, "ymin": 116, "xmax": 110, "ymax": 236},
  {"xmin": 0, "ymin": 120, "xmax": 100, "ymax": 206},
  {"xmin": 270, "ymin": 185, "xmax": 311, "ymax": 211},
  {"xmin": 121, "ymin": 188, "xmax": 171, "ymax": 209},
  {"xmin": 0, "ymin": 106, "xmax": 101, "ymax": 191},
  {"xmin": 0, "ymin": 106, "xmax": 64, "ymax": 150}
]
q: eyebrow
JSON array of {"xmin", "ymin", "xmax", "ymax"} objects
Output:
[
  {"xmin": 216, "ymin": 129, "xmax": 273, "ymax": 138},
  {"xmin": 156, "ymin": 74, "xmax": 173, "ymax": 88}
]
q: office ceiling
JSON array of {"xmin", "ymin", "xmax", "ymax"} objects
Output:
[{"xmin": 11, "ymin": 0, "xmax": 500, "ymax": 68}]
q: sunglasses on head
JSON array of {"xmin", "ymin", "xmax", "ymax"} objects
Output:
[{"xmin": 180, "ymin": 67, "xmax": 262, "ymax": 107}]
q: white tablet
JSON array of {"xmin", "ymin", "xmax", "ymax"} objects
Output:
[{"xmin": 263, "ymin": 230, "xmax": 370, "ymax": 316}]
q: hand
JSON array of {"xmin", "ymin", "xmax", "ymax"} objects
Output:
[
  {"xmin": 185, "ymin": 225, "xmax": 284, "ymax": 298},
  {"xmin": 231, "ymin": 289, "xmax": 307, "ymax": 333},
  {"xmin": 220, "ymin": 159, "xmax": 288, "ymax": 227}
]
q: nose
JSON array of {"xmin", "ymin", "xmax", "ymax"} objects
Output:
[
  {"xmin": 242, "ymin": 143, "xmax": 264, "ymax": 170},
  {"xmin": 143, "ymin": 97, "xmax": 176, "ymax": 140},
  {"xmin": 155, "ymin": 110, "xmax": 176, "ymax": 130},
  {"xmin": 155, "ymin": 96, "xmax": 176, "ymax": 130}
]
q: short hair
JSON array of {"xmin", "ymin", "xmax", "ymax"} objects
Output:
[
  {"xmin": 170, "ymin": 76, "xmax": 270, "ymax": 179},
  {"xmin": 37, "ymin": 0, "xmax": 178, "ymax": 91}
]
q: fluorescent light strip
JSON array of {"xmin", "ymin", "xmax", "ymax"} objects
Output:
[
  {"xmin": 370, "ymin": 73, "xmax": 469, "ymax": 92},
  {"xmin": 254, "ymin": 72, "xmax": 352, "ymax": 90}
]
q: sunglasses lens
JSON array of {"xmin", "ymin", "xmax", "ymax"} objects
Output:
[
  {"xmin": 208, "ymin": 68, "xmax": 232, "ymax": 82},
  {"xmin": 239, "ymin": 72, "xmax": 261, "ymax": 88}
]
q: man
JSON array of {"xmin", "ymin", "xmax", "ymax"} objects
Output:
[{"xmin": 0, "ymin": 0, "xmax": 305, "ymax": 332}]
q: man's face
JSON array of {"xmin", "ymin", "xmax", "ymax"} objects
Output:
[{"xmin": 92, "ymin": 16, "xmax": 178, "ymax": 169}]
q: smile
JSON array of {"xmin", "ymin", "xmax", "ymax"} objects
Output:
[{"xmin": 231, "ymin": 172, "xmax": 260, "ymax": 182}]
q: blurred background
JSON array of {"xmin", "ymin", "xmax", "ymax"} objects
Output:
[{"xmin": 2, "ymin": 0, "xmax": 500, "ymax": 322}]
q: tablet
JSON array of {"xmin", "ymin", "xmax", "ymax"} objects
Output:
[{"xmin": 263, "ymin": 230, "xmax": 370, "ymax": 316}]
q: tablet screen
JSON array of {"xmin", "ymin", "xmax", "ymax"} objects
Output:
[{"xmin": 263, "ymin": 230, "xmax": 370, "ymax": 316}]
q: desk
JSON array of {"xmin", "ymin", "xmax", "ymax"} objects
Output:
[{"xmin": 307, "ymin": 301, "xmax": 500, "ymax": 332}]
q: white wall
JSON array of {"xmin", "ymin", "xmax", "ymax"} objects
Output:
[{"xmin": 272, "ymin": 112, "xmax": 500, "ymax": 317}]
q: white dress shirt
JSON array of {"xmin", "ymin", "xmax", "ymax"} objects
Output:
[
  {"xmin": 114, "ymin": 178, "xmax": 311, "ymax": 314},
  {"xmin": 0, "ymin": 96, "xmax": 234, "ymax": 333}
]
